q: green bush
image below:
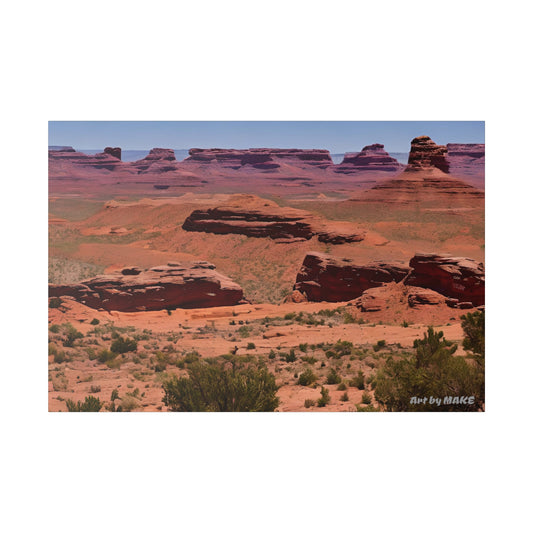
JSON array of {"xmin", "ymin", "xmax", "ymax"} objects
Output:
[
  {"xmin": 246, "ymin": 342, "xmax": 256, "ymax": 350},
  {"xmin": 49, "ymin": 297, "xmax": 62, "ymax": 309},
  {"xmin": 316, "ymin": 387, "xmax": 331, "ymax": 408},
  {"xmin": 374, "ymin": 327, "xmax": 484, "ymax": 411},
  {"xmin": 49, "ymin": 324, "xmax": 60, "ymax": 333},
  {"xmin": 299, "ymin": 343, "xmax": 308, "ymax": 353},
  {"xmin": 337, "ymin": 382, "xmax": 347, "ymax": 391},
  {"xmin": 89, "ymin": 385, "xmax": 101, "ymax": 393},
  {"xmin": 110, "ymin": 336, "xmax": 137, "ymax": 354},
  {"xmin": 65, "ymin": 395, "xmax": 103, "ymax": 412},
  {"xmin": 340, "ymin": 392, "xmax": 349, "ymax": 402},
  {"xmin": 90, "ymin": 318, "xmax": 100, "ymax": 325},
  {"xmin": 98, "ymin": 349, "xmax": 116, "ymax": 363},
  {"xmin": 343, "ymin": 313, "xmax": 356, "ymax": 324},
  {"xmin": 304, "ymin": 398, "xmax": 315, "ymax": 408},
  {"xmin": 349, "ymin": 370, "xmax": 365, "ymax": 390},
  {"xmin": 62, "ymin": 323, "xmax": 83, "ymax": 347},
  {"xmin": 162, "ymin": 357, "xmax": 279, "ymax": 412},
  {"xmin": 373, "ymin": 340, "xmax": 386, "ymax": 352},
  {"xmin": 298, "ymin": 368, "xmax": 318, "ymax": 386},
  {"xmin": 326, "ymin": 368, "xmax": 342, "ymax": 385},
  {"xmin": 54, "ymin": 351, "xmax": 66, "ymax": 364},
  {"xmin": 362, "ymin": 392, "xmax": 372, "ymax": 404}
]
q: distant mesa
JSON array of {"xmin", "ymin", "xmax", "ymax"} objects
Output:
[
  {"xmin": 346, "ymin": 135, "xmax": 484, "ymax": 205},
  {"xmin": 182, "ymin": 195, "xmax": 365, "ymax": 243},
  {"xmin": 335, "ymin": 144, "xmax": 403, "ymax": 173},
  {"xmin": 48, "ymin": 261, "xmax": 247, "ymax": 312},
  {"xmin": 446, "ymin": 143, "xmax": 485, "ymax": 180},
  {"xmin": 49, "ymin": 145, "xmax": 76, "ymax": 152},
  {"xmin": 405, "ymin": 135, "xmax": 450, "ymax": 173},
  {"xmin": 291, "ymin": 252, "xmax": 410, "ymax": 303},
  {"xmin": 104, "ymin": 147, "xmax": 122, "ymax": 160},
  {"xmin": 184, "ymin": 148, "xmax": 333, "ymax": 170}
]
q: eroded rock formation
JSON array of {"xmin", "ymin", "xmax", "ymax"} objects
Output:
[
  {"xmin": 446, "ymin": 143, "xmax": 485, "ymax": 180},
  {"xmin": 49, "ymin": 261, "xmax": 246, "ymax": 311},
  {"xmin": 335, "ymin": 144, "xmax": 403, "ymax": 173},
  {"xmin": 405, "ymin": 135, "xmax": 449, "ymax": 173},
  {"xmin": 182, "ymin": 196, "xmax": 365, "ymax": 243},
  {"xmin": 292, "ymin": 252, "xmax": 411, "ymax": 302},
  {"xmin": 405, "ymin": 253, "xmax": 484, "ymax": 306}
]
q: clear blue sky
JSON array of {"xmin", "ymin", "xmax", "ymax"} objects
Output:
[{"xmin": 49, "ymin": 121, "xmax": 484, "ymax": 153}]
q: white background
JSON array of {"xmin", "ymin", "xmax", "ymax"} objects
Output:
[{"xmin": 2, "ymin": 1, "xmax": 532, "ymax": 532}]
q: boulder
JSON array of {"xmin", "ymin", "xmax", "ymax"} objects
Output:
[
  {"xmin": 49, "ymin": 261, "xmax": 246, "ymax": 312},
  {"xmin": 293, "ymin": 252, "xmax": 411, "ymax": 302},
  {"xmin": 407, "ymin": 287, "xmax": 446, "ymax": 307},
  {"xmin": 405, "ymin": 253, "xmax": 484, "ymax": 306}
]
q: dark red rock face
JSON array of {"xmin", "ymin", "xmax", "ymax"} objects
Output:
[
  {"xmin": 48, "ymin": 148, "xmax": 123, "ymax": 171},
  {"xmin": 49, "ymin": 262, "xmax": 246, "ymax": 311},
  {"xmin": 293, "ymin": 252, "xmax": 411, "ymax": 302},
  {"xmin": 405, "ymin": 253, "xmax": 484, "ymax": 306},
  {"xmin": 406, "ymin": 136, "xmax": 449, "ymax": 173},
  {"xmin": 183, "ymin": 206, "xmax": 316, "ymax": 240},
  {"xmin": 104, "ymin": 147, "xmax": 122, "ymax": 160},
  {"xmin": 336, "ymin": 144, "xmax": 402, "ymax": 172},
  {"xmin": 182, "ymin": 201, "xmax": 365, "ymax": 243},
  {"xmin": 185, "ymin": 148, "xmax": 333, "ymax": 169}
]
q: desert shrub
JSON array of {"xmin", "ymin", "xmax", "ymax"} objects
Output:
[
  {"xmin": 304, "ymin": 398, "xmax": 316, "ymax": 408},
  {"xmin": 284, "ymin": 312, "xmax": 296, "ymax": 320},
  {"xmin": 237, "ymin": 326, "xmax": 251, "ymax": 338},
  {"xmin": 461, "ymin": 310, "xmax": 485, "ymax": 357},
  {"xmin": 349, "ymin": 371, "xmax": 365, "ymax": 390},
  {"xmin": 246, "ymin": 342, "xmax": 256, "ymax": 350},
  {"xmin": 53, "ymin": 351, "xmax": 66, "ymax": 364},
  {"xmin": 162, "ymin": 357, "xmax": 279, "ymax": 412},
  {"xmin": 326, "ymin": 368, "xmax": 342, "ymax": 385},
  {"xmin": 106, "ymin": 358, "xmax": 122, "ymax": 369},
  {"xmin": 316, "ymin": 387, "xmax": 331, "ymax": 408},
  {"xmin": 373, "ymin": 340, "xmax": 386, "ymax": 352},
  {"xmin": 90, "ymin": 318, "xmax": 100, "ymax": 325},
  {"xmin": 301, "ymin": 356, "xmax": 317, "ymax": 365},
  {"xmin": 299, "ymin": 343, "xmax": 308, "ymax": 353},
  {"xmin": 65, "ymin": 395, "xmax": 103, "ymax": 412},
  {"xmin": 362, "ymin": 392, "xmax": 372, "ymax": 404},
  {"xmin": 62, "ymin": 323, "xmax": 83, "ymax": 347},
  {"xmin": 48, "ymin": 343, "xmax": 58, "ymax": 356},
  {"xmin": 98, "ymin": 349, "xmax": 116, "ymax": 363},
  {"xmin": 89, "ymin": 385, "xmax": 101, "ymax": 393},
  {"xmin": 49, "ymin": 324, "xmax": 60, "ymax": 333},
  {"xmin": 356, "ymin": 404, "xmax": 380, "ymax": 412},
  {"xmin": 120, "ymin": 395, "xmax": 139, "ymax": 412},
  {"xmin": 110, "ymin": 336, "xmax": 137, "ymax": 354},
  {"xmin": 401, "ymin": 320, "xmax": 410, "ymax": 328},
  {"xmin": 337, "ymin": 382, "xmax": 347, "ymax": 391},
  {"xmin": 184, "ymin": 351, "xmax": 200, "ymax": 364},
  {"xmin": 298, "ymin": 368, "xmax": 318, "ymax": 386},
  {"xmin": 268, "ymin": 350, "xmax": 276, "ymax": 360},
  {"xmin": 49, "ymin": 297, "xmax": 62, "ymax": 309},
  {"xmin": 374, "ymin": 327, "xmax": 484, "ymax": 411},
  {"xmin": 343, "ymin": 313, "xmax": 356, "ymax": 324},
  {"xmin": 340, "ymin": 392, "xmax": 349, "ymax": 402},
  {"xmin": 284, "ymin": 349, "xmax": 297, "ymax": 363}
]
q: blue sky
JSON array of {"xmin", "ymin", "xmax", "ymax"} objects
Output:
[{"xmin": 49, "ymin": 121, "xmax": 484, "ymax": 153}]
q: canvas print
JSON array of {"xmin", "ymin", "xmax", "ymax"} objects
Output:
[{"xmin": 48, "ymin": 121, "xmax": 485, "ymax": 412}]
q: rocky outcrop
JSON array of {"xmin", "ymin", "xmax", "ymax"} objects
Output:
[
  {"xmin": 184, "ymin": 148, "xmax": 333, "ymax": 169},
  {"xmin": 405, "ymin": 253, "xmax": 484, "ymax": 306},
  {"xmin": 407, "ymin": 287, "xmax": 446, "ymax": 307},
  {"xmin": 182, "ymin": 196, "xmax": 365, "ymax": 243},
  {"xmin": 335, "ymin": 144, "xmax": 403, "ymax": 173},
  {"xmin": 104, "ymin": 147, "xmax": 122, "ymax": 160},
  {"xmin": 48, "ymin": 148, "xmax": 123, "ymax": 171},
  {"xmin": 49, "ymin": 261, "xmax": 246, "ymax": 311},
  {"xmin": 405, "ymin": 136, "xmax": 449, "ymax": 173},
  {"xmin": 292, "ymin": 252, "xmax": 411, "ymax": 302}
]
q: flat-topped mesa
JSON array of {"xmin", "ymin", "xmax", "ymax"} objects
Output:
[
  {"xmin": 291, "ymin": 252, "xmax": 411, "ymax": 302},
  {"xmin": 104, "ymin": 147, "xmax": 122, "ymax": 160},
  {"xmin": 130, "ymin": 148, "xmax": 179, "ymax": 173},
  {"xmin": 335, "ymin": 144, "xmax": 403, "ymax": 173},
  {"xmin": 405, "ymin": 135, "xmax": 449, "ymax": 173},
  {"xmin": 182, "ymin": 196, "xmax": 365, "ymax": 243},
  {"xmin": 405, "ymin": 253, "xmax": 484, "ymax": 306},
  {"xmin": 48, "ymin": 261, "xmax": 247, "ymax": 312},
  {"xmin": 48, "ymin": 148, "xmax": 123, "ymax": 171},
  {"xmin": 184, "ymin": 148, "xmax": 333, "ymax": 169},
  {"xmin": 446, "ymin": 143, "xmax": 485, "ymax": 180}
]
